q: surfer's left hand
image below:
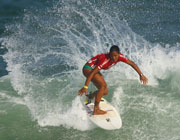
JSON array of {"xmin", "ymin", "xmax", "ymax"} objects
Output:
[
  {"xmin": 140, "ymin": 75, "xmax": 148, "ymax": 85},
  {"xmin": 78, "ymin": 87, "xmax": 87, "ymax": 96}
]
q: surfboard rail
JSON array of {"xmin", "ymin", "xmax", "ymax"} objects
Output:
[{"xmin": 81, "ymin": 96, "xmax": 122, "ymax": 130}]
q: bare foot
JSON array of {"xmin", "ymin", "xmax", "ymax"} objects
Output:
[{"xmin": 93, "ymin": 108, "xmax": 107, "ymax": 115}]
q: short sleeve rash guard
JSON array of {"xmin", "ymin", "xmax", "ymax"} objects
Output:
[{"xmin": 87, "ymin": 52, "xmax": 128, "ymax": 70}]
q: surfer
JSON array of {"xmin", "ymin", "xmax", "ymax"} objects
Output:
[{"xmin": 78, "ymin": 45, "xmax": 148, "ymax": 115}]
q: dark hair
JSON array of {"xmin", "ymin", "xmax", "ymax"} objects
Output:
[{"xmin": 110, "ymin": 45, "xmax": 120, "ymax": 53}]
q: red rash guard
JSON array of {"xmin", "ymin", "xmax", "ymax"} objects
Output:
[{"xmin": 87, "ymin": 52, "xmax": 128, "ymax": 70}]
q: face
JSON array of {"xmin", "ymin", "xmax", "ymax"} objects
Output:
[{"xmin": 110, "ymin": 51, "xmax": 119, "ymax": 62}]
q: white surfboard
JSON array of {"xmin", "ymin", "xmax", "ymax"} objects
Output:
[{"xmin": 81, "ymin": 96, "xmax": 122, "ymax": 130}]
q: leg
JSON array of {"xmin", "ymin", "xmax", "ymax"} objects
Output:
[
  {"xmin": 83, "ymin": 68, "xmax": 108, "ymax": 115},
  {"xmin": 92, "ymin": 76, "xmax": 108, "ymax": 115},
  {"xmin": 87, "ymin": 87, "xmax": 108, "ymax": 99},
  {"xmin": 83, "ymin": 69, "xmax": 108, "ymax": 98}
]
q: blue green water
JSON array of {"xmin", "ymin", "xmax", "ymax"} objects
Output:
[{"xmin": 0, "ymin": 0, "xmax": 180, "ymax": 140}]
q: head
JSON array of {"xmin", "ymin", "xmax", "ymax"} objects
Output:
[{"xmin": 109, "ymin": 45, "xmax": 120, "ymax": 62}]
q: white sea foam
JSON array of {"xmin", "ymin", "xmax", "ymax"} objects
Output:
[
  {"xmin": 26, "ymin": 96, "xmax": 93, "ymax": 131},
  {"xmin": 1, "ymin": 0, "xmax": 180, "ymax": 133},
  {"xmin": 0, "ymin": 92, "xmax": 26, "ymax": 105}
]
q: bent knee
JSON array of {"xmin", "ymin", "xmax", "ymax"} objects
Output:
[
  {"xmin": 99, "ymin": 83, "xmax": 107, "ymax": 90},
  {"xmin": 104, "ymin": 87, "xmax": 108, "ymax": 96},
  {"xmin": 99, "ymin": 84, "xmax": 108, "ymax": 96}
]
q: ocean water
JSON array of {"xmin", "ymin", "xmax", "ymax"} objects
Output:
[{"xmin": 0, "ymin": 0, "xmax": 180, "ymax": 140}]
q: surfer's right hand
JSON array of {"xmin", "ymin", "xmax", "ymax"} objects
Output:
[{"xmin": 78, "ymin": 87, "xmax": 87, "ymax": 96}]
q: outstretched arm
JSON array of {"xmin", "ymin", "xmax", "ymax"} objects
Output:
[{"xmin": 125, "ymin": 59, "xmax": 148, "ymax": 85}]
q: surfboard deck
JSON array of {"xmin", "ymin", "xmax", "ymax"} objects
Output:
[{"xmin": 81, "ymin": 96, "xmax": 122, "ymax": 130}]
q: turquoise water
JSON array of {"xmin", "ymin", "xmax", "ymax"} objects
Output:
[{"xmin": 0, "ymin": 0, "xmax": 180, "ymax": 140}]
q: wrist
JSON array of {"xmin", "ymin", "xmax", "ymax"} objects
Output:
[
  {"xmin": 139, "ymin": 73, "xmax": 143, "ymax": 77},
  {"xmin": 83, "ymin": 85, "xmax": 88, "ymax": 89}
]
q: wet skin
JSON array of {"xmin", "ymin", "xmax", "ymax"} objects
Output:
[{"xmin": 78, "ymin": 51, "xmax": 148, "ymax": 115}]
